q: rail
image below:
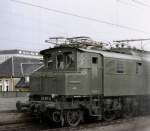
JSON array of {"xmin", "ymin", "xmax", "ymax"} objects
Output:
[{"xmin": 0, "ymin": 91, "xmax": 30, "ymax": 98}]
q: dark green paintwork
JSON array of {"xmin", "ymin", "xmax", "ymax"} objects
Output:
[{"xmin": 30, "ymin": 47, "xmax": 150, "ymax": 97}]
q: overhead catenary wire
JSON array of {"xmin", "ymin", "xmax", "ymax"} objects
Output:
[
  {"xmin": 113, "ymin": 38, "xmax": 150, "ymax": 51},
  {"xmin": 113, "ymin": 38, "xmax": 150, "ymax": 42},
  {"xmin": 117, "ymin": 0, "xmax": 139, "ymax": 8},
  {"xmin": 0, "ymin": 37, "xmax": 50, "ymax": 46},
  {"xmin": 0, "ymin": 8, "xmax": 68, "ymax": 34},
  {"xmin": 132, "ymin": 0, "xmax": 150, "ymax": 8},
  {"xmin": 10, "ymin": 0, "xmax": 150, "ymax": 35}
]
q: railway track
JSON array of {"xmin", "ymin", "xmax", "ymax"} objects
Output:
[
  {"xmin": 0, "ymin": 110, "xmax": 150, "ymax": 131},
  {"xmin": 0, "ymin": 115, "xmax": 146, "ymax": 131},
  {"xmin": 0, "ymin": 123, "xmax": 36, "ymax": 131},
  {"xmin": 45, "ymin": 118, "xmax": 135, "ymax": 131},
  {"xmin": 0, "ymin": 120, "xmax": 63, "ymax": 131}
]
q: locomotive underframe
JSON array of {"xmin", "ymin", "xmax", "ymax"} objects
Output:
[{"xmin": 17, "ymin": 94, "xmax": 150, "ymax": 126}]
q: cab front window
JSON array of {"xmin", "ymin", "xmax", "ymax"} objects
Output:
[
  {"xmin": 56, "ymin": 51, "xmax": 75, "ymax": 70},
  {"xmin": 56, "ymin": 54, "xmax": 64, "ymax": 69}
]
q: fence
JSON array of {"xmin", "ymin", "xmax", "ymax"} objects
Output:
[{"xmin": 0, "ymin": 91, "xmax": 30, "ymax": 98}]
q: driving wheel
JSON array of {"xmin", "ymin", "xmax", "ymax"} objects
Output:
[{"xmin": 66, "ymin": 110, "xmax": 82, "ymax": 127}]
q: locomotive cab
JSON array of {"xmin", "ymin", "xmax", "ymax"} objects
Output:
[
  {"xmin": 18, "ymin": 46, "xmax": 103, "ymax": 126},
  {"xmin": 30, "ymin": 47, "xmax": 102, "ymax": 98}
]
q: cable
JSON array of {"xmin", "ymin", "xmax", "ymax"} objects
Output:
[
  {"xmin": 10, "ymin": 0, "xmax": 150, "ymax": 34},
  {"xmin": 114, "ymin": 38, "xmax": 150, "ymax": 42},
  {"xmin": 0, "ymin": 8, "xmax": 67, "ymax": 33},
  {"xmin": 132, "ymin": 0, "xmax": 150, "ymax": 8},
  {"xmin": 0, "ymin": 37, "xmax": 49, "ymax": 46},
  {"xmin": 117, "ymin": 0, "xmax": 140, "ymax": 8}
]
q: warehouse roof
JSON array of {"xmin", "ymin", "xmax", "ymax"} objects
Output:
[
  {"xmin": 22, "ymin": 63, "xmax": 43, "ymax": 76},
  {"xmin": 0, "ymin": 49, "xmax": 40, "ymax": 56},
  {"xmin": 0, "ymin": 56, "xmax": 43, "ymax": 77}
]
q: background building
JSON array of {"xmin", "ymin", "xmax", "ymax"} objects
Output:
[{"xmin": 0, "ymin": 50, "xmax": 43, "ymax": 91}]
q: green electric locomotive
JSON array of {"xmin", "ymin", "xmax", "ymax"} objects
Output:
[{"xmin": 16, "ymin": 37, "xmax": 150, "ymax": 127}]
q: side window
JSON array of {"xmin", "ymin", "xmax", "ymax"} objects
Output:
[
  {"xmin": 56, "ymin": 51, "xmax": 75, "ymax": 70},
  {"xmin": 56, "ymin": 54, "xmax": 64, "ymax": 70},
  {"xmin": 92, "ymin": 57, "xmax": 98, "ymax": 64},
  {"xmin": 48, "ymin": 60, "xmax": 53, "ymax": 69},
  {"xmin": 116, "ymin": 61, "xmax": 124, "ymax": 73},
  {"xmin": 136, "ymin": 62, "xmax": 142, "ymax": 74},
  {"xmin": 44, "ymin": 54, "xmax": 53, "ymax": 69},
  {"xmin": 64, "ymin": 52, "xmax": 75, "ymax": 69}
]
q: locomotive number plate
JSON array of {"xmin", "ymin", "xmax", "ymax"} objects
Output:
[{"xmin": 41, "ymin": 96, "xmax": 51, "ymax": 101}]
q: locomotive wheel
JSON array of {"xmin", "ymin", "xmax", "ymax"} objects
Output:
[
  {"xmin": 103, "ymin": 111, "xmax": 116, "ymax": 121},
  {"xmin": 52, "ymin": 111, "xmax": 61, "ymax": 123},
  {"xmin": 66, "ymin": 110, "xmax": 82, "ymax": 127}
]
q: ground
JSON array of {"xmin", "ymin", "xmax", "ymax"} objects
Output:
[
  {"xmin": 44, "ymin": 116, "xmax": 150, "ymax": 131},
  {"xmin": 0, "ymin": 97, "xmax": 27, "ymax": 111}
]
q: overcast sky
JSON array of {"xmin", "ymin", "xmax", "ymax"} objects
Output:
[{"xmin": 1, "ymin": 0, "xmax": 150, "ymax": 51}]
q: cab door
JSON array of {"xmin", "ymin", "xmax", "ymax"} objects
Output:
[
  {"xmin": 90, "ymin": 54, "xmax": 103, "ymax": 117},
  {"xmin": 90, "ymin": 54, "xmax": 102, "ymax": 95}
]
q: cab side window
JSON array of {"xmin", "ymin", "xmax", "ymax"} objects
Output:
[
  {"xmin": 92, "ymin": 57, "xmax": 98, "ymax": 64},
  {"xmin": 136, "ymin": 62, "xmax": 142, "ymax": 74},
  {"xmin": 116, "ymin": 62, "xmax": 124, "ymax": 73},
  {"xmin": 56, "ymin": 54, "xmax": 64, "ymax": 70}
]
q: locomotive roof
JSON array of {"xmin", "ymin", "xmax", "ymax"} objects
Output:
[
  {"xmin": 80, "ymin": 48, "xmax": 142, "ymax": 61},
  {"xmin": 40, "ymin": 46, "xmax": 150, "ymax": 61},
  {"xmin": 40, "ymin": 46, "xmax": 80, "ymax": 55}
]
